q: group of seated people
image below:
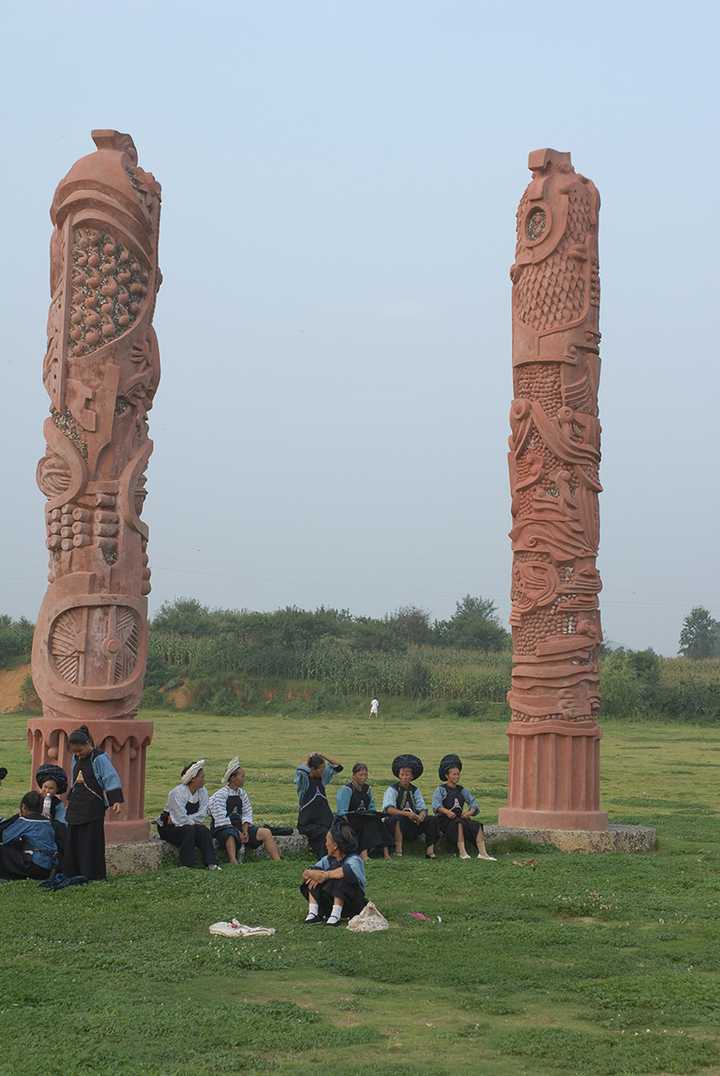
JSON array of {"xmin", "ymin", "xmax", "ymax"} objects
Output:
[
  {"xmin": 157, "ymin": 756, "xmax": 283, "ymax": 870},
  {"xmin": 295, "ymin": 750, "xmax": 496, "ymax": 924},
  {"xmin": 0, "ymin": 739, "xmax": 495, "ymax": 927},
  {"xmin": 296, "ymin": 750, "xmax": 496, "ymax": 862}
]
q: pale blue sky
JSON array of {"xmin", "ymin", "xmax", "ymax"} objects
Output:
[{"xmin": 1, "ymin": 0, "xmax": 718, "ymax": 655}]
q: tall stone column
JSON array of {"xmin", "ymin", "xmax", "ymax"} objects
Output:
[
  {"xmin": 498, "ymin": 149, "xmax": 607, "ymax": 831},
  {"xmin": 29, "ymin": 131, "xmax": 161, "ymax": 843}
]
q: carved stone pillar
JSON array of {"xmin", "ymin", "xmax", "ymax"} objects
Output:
[
  {"xmin": 498, "ymin": 149, "xmax": 607, "ymax": 832},
  {"xmin": 30, "ymin": 131, "xmax": 161, "ymax": 844}
]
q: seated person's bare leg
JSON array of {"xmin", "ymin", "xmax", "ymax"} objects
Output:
[
  {"xmin": 258, "ymin": 826, "xmax": 281, "ymax": 861},
  {"xmin": 225, "ymin": 834, "xmax": 239, "ymax": 865},
  {"xmin": 476, "ymin": 828, "xmax": 496, "ymax": 861}
]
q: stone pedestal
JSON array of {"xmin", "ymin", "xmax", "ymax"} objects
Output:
[
  {"xmin": 499, "ymin": 718, "xmax": 607, "ymax": 830},
  {"xmin": 27, "ymin": 716, "xmax": 153, "ymax": 843}
]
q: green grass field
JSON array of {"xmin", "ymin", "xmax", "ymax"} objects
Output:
[{"xmin": 1, "ymin": 711, "xmax": 719, "ymax": 1076}]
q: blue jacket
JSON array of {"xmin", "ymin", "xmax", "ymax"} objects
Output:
[
  {"xmin": 294, "ymin": 762, "xmax": 342, "ymax": 803},
  {"xmin": 336, "ymin": 783, "xmax": 377, "ymax": 815},
  {"xmin": 72, "ymin": 750, "xmax": 124, "ymax": 807},
  {"xmin": 2, "ymin": 816, "xmax": 58, "ymax": 871},
  {"xmin": 382, "ymin": 783, "xmax": 427, "ymax": 813},
  {"xmin": 431, "ymin": 784, "xmax": 480, "ymax": 814},
  {"xmin": 313, "ymin": 853, "xmax": 366, "ymax": 890}
]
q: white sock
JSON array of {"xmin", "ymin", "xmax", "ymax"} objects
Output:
[
  {"xmin": 305, "ymin": 900, "xmax": 319, "ymax": 920},
  {"xmin": 326, "ymin": 903, "xmax": 343, "ymax": 924}
]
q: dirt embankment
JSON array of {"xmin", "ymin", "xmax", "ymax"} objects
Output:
[{"xmin": 0, "ymin": 664, "xmax": 30, "ymax": 713}]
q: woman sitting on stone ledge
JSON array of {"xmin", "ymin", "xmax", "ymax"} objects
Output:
[
  {"xmin": 208, "ymin": 758, "xmax": 280, "ymax": 864},
  {"xmin": 158, "ymin": 760, "xmax": 220, "ymax": 871},
  {"xmin": 431, "ymin": 754, "xmax": 496, "ymax": 861}
]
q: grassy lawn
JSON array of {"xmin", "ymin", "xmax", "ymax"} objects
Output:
[{"xmin": 0, "ymin": 710, "xmax": 719, "ymax": 1075}]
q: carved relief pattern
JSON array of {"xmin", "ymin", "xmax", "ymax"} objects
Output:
[
  {"xmin": 32, "ymin": 131, "xmax": 161, "ymax": 722},
  {"xmin": 508, "ymin": 150, "xmax": 602, "ymax": 724},
  {"xmin": 69, "ymin": 229, "xmax": 149, "ymax": 357}
]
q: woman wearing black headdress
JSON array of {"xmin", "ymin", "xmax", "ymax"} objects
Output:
[
  {"xmin": 63, "ymin": 725, "xmax": 124, "ymax": 881},
  {"xmin": 431, "ymin": 755, "xmax": 496, "ymax": 861},
  {"xmin": 382, "ymin": 755, "xmax": 438, "ymax": 858},
  {"xmin": 36, "ymin": 763, "xmax": 68, "ymax": 826},
  {"xmin": 299, "ymin": 819, "xmax": 368, "ymax": 926},
  {"xmin": 336, "ymin": 762, "xmax": 391, "ymax": 860}
]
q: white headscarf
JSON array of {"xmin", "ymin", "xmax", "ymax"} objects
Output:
[
  {"xmin": 181, "ymin": 759, "xmax": 206, "ymax": 785},
  {"xmin": 223, "ymin": 757, "xmax": 242, "ymax": 784}
]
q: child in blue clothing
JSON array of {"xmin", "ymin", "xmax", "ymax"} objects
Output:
[
  {"xmin": 0, "ymin": 791, "xmax": 58, "ymax": 881},
  {"xmin": 64, "ymin": 725, "xmax": 123, "ymax": 881},
  {"xmin": 300, "ymin": 820, "xmax": 367, "ymax": 926}
]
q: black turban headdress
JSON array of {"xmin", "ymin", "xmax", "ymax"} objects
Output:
[
  {"xmin": 36, "ymin": 763, "xmax": 68, "ymax": 794},
  {"xmin": 438, "ymin": 753, "xmax": 462, "ymax": 781},
  {"xmin": 391, "ymin": 754, "xmax": 423, "ymax": 780}
]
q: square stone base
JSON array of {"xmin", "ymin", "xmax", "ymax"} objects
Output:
[{"xmin": 485, "ymin": 823, "xmax": 656, "ymax": 854}]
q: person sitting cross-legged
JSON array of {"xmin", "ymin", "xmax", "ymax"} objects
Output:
[
  {"xmin": 208, "ymin": 758, "xmax": 280, "ymax": 864},
  {"xmin": 158, "ymin": 760, "xmax": 220, "ymax": 871},
  {"xmin": 300, "ymin": 819, "xmax": 368, "ymax": 926},
  {"xmin": 432, "ymin": 754, "xmax": 496, "ymax": 861},
  {"xmin": 382, "ymin": 754, "xmax": 438, "ymax": 859}
]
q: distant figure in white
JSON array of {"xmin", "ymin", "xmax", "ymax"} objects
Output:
[{"xmin": 369, "ymin": 697, "xmax": 380, "ymax": 719}]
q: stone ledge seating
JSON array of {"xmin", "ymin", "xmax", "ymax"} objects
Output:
[{"xmin": 105, "ymin": 823, "xmax": 656, "ymax": 876}]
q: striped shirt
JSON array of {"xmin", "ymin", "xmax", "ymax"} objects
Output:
[{"xmin": 208, "ymin": 785, "xmax": 253, "ymax": 829}]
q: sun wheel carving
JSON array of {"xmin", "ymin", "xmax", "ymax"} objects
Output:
[{"xmin": 49, "ymin": 604, "xmax": 141, "ymax": 687}]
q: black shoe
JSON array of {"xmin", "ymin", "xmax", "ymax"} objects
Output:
[
  {"xmin": 325, "ymin": 918, "xmax": 343, "ymax": 927},
  {"xmin": 303, "ymin": 913, "xmax": 324, "ymax": 924}
]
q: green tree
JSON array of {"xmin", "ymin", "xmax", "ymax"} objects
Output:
[
  {"xmin": 678, "ymin": 607, "xmax": 720, "ymax": 659},
  {"xmin": 385, "ymin": 605, "xmax": 433, "ymax": 646},
  {"xmin": 0, "ymin": 615, "xmax": 35, "ymax": 669},
  {"xmin": 434, "ymin": 595, "xmax": 510, "ymax": 651}
]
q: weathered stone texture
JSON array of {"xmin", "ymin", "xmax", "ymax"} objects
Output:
[
  {"xmin": 499, "ymin": 149, "xmax": 607, "ymax": 831},
  {"xmin": 29, "ymin": 131, "xmax": 161, "ymax": 843}
]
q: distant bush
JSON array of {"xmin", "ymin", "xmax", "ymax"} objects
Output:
[
  {"xmin": 18, "ymin": 674, "xmax": 41, "ymax": 714},
  {"xmin": 0, "ymin": 616, "xmax": 34, "ymax": 670}
]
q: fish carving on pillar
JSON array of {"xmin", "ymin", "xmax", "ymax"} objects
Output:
[
  {"xmin": 29, "ymin": 131, "xmax": 161, "ymax": 843},
  {"xmin": 498, "ymin": 149, "xmax": 608, "ymax": 831}
]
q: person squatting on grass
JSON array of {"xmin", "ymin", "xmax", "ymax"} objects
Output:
[
  {"xmin": 300, "ymin": 818, "xmax": 368, "ymax": 926},
  {"xmin": 208, "ymin": 758, "xmax": 280, "ymax": 864},
  {"xmin": 382, "ymin": 754, "xmax": 438, "ymax": 859},
  {"xmin": 294, "ymin": 751, "xmax": 343, "ymax": 858},
  {"xmin": 158, "ymin": 760, "xmax": 220, "ymax": 870},
  {"xmin": 64, "ymin": 725, "xmax": 123, "ymax": 881},
  {"xmin": 431, "ymin": 754, "xmax": 496, "ymax": 862},
  {"xmin": 335, "ymin": 762, "xmax": 391, "ymax": 860},
  {"xmin": 0, "ymin": 791, "xmax": 59, "ymax": 882}
]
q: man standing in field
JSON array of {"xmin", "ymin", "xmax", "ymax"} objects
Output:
[{"xmin": 369, "ymin": 697, "xmax": 380, "ymax": 719}]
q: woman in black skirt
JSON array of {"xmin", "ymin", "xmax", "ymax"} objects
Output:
[
  {"xmin": 335, "ymin": 762, "xmax": 390, "ymax": 860},
  {"xmin": 431, "ymin": 754, "xmax": 496, "ymax": 861},
  {"xmin": 300, "ymin": 820, "xmax": 368, "ymax": 926},
  {"xmin": 63, "ymin": 725, "xmax": 123, "ymax": 881}
]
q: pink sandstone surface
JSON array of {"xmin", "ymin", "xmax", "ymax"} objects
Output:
[
  {"xmin": 29, "ymin": 130, "xmax": 161, "ymax": 843},
  {"xmin": 498, "ymin": 149, "xmax": 608, "ymax": 831}
]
